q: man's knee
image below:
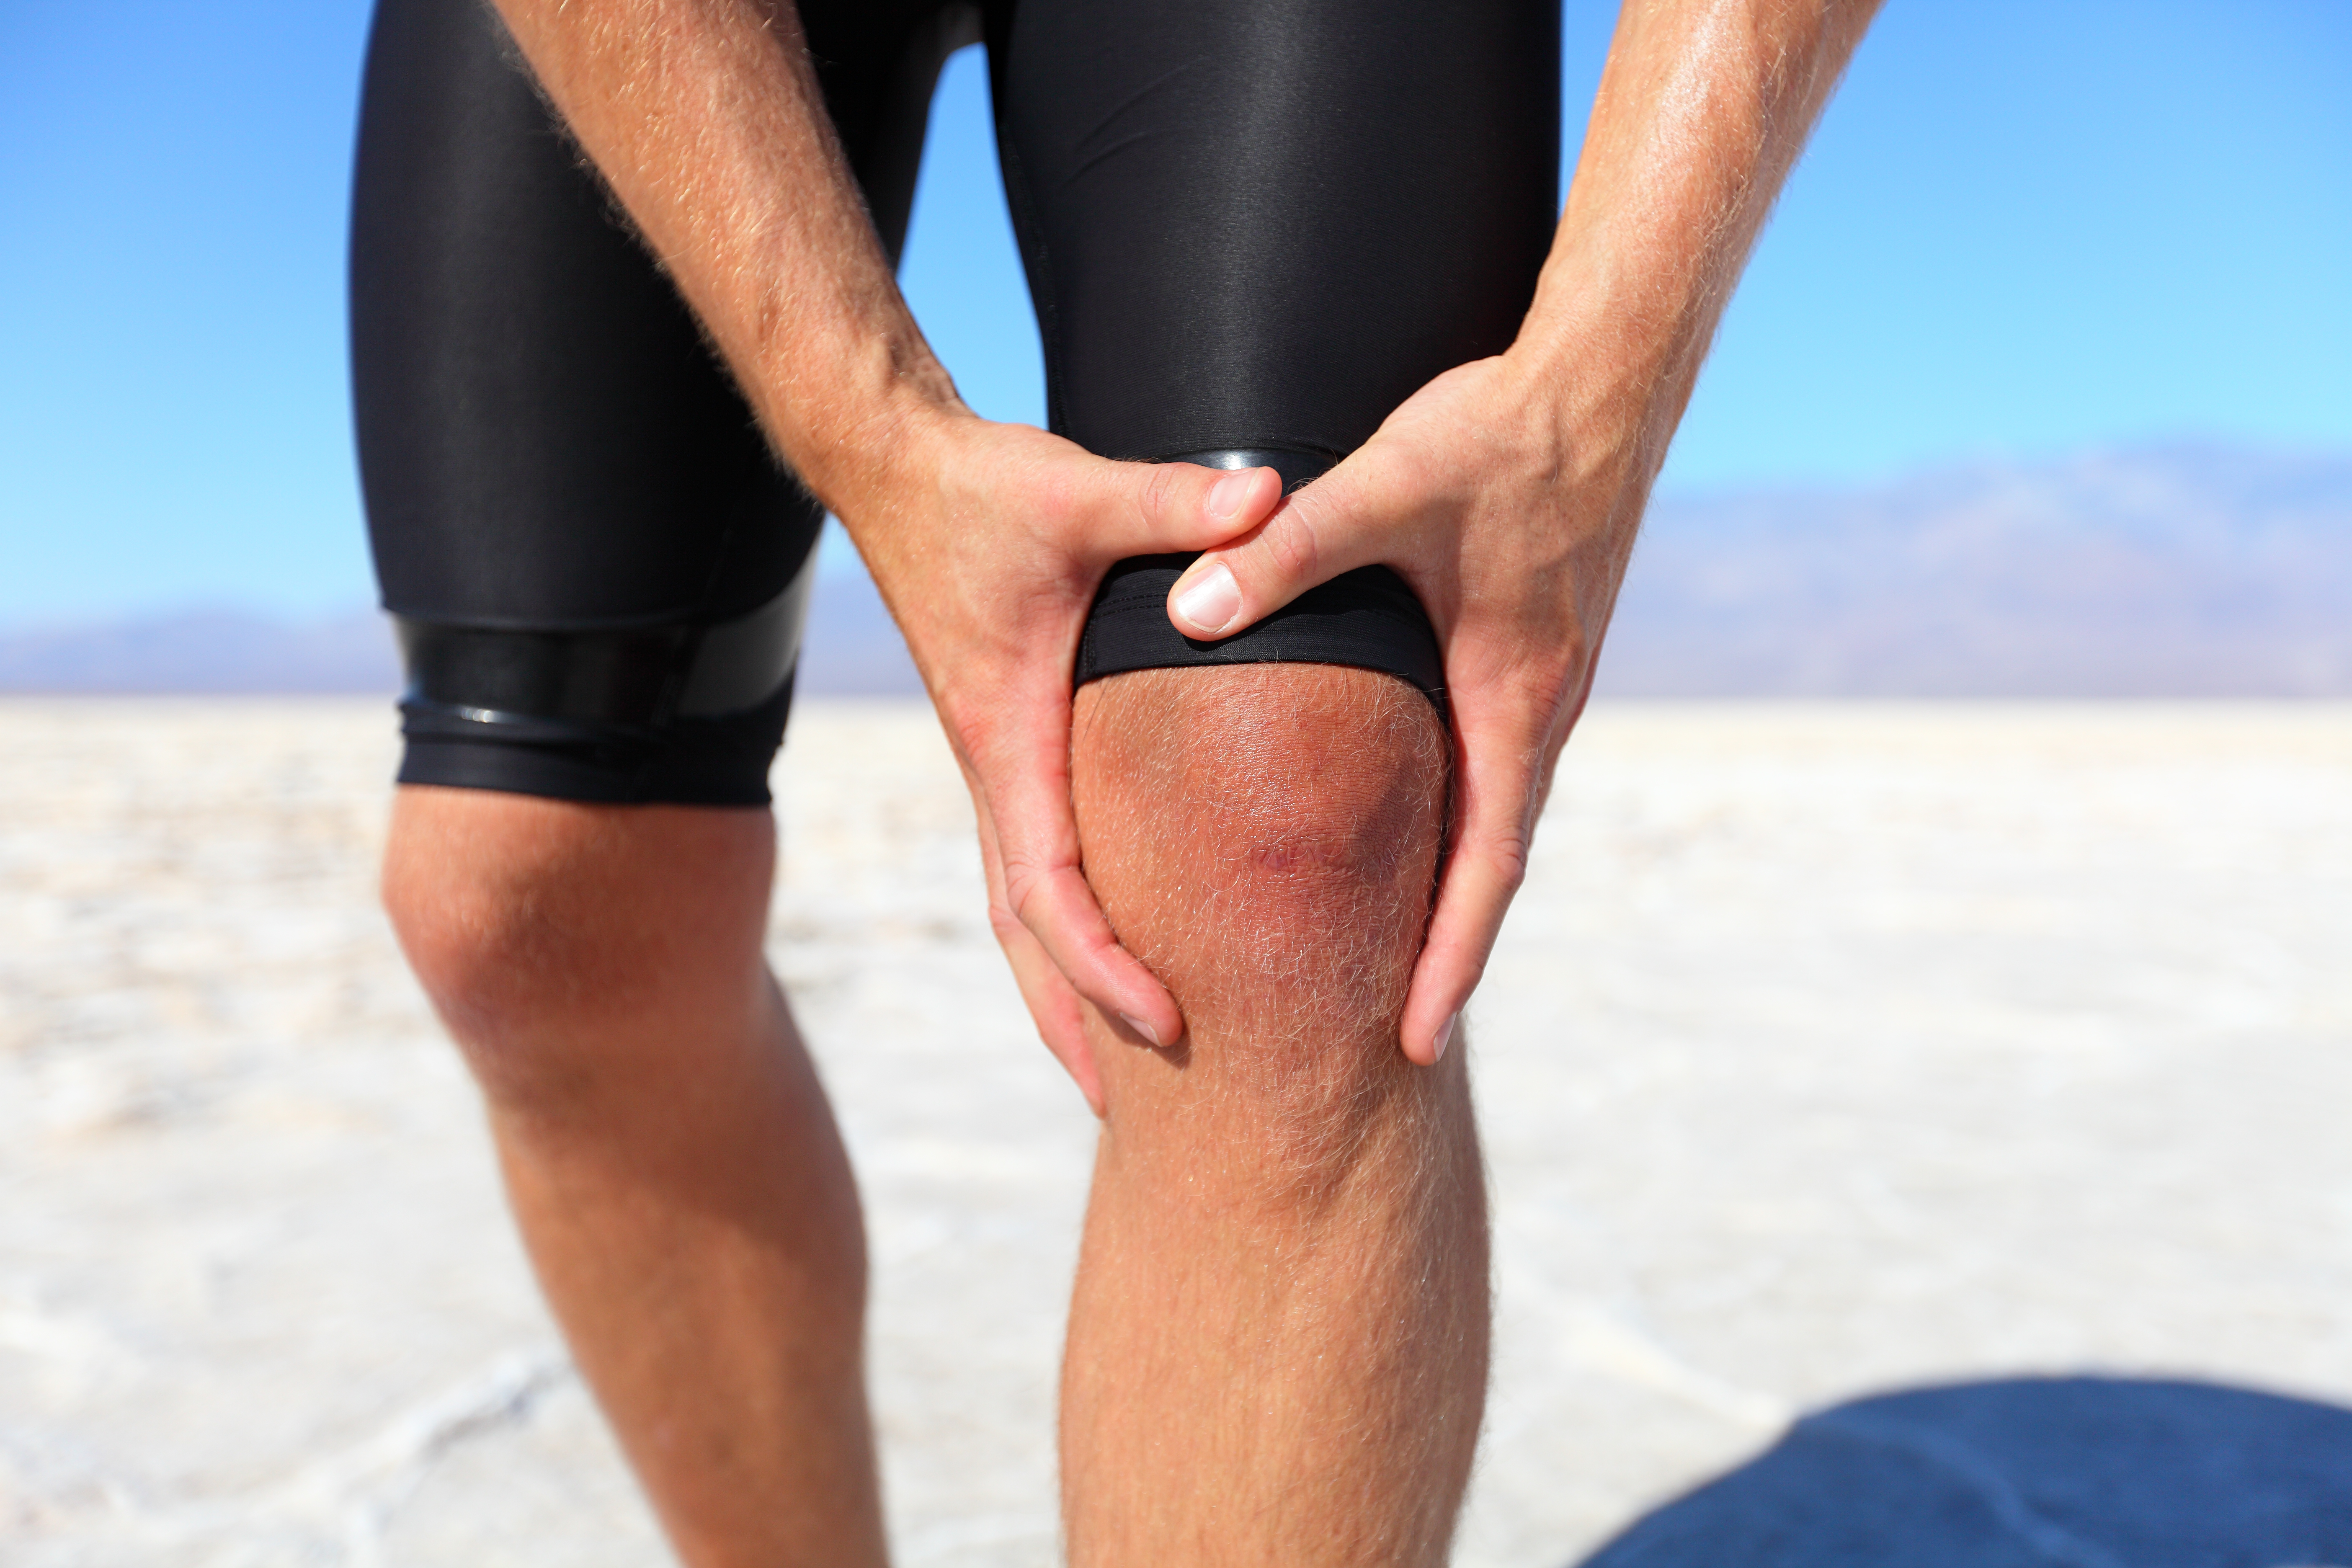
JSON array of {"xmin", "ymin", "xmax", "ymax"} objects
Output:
[
  {"xmin": 1071, "ymin": 663, "xmax": 1448, "ymax": 1145},
  {"xmin": 382, "ymin": 787, "xmax": 774, "ymax": 1095}
]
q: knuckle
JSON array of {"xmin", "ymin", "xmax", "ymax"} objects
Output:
[
  {"xmin": 1259, "ymin": 507, "xmax": 1322, "ymax": 585},
  {"xmin": 996, "ymin": 854, "xmax": 1042, "ymax": 913},
  {"xmin": 1481, "ymin": 826, "xmax": 1533, "ymax": 896},
  {"xmin": 1137, "ymin": 460, "xmax": 1185, "ymax": 524},
  {"xmin": 1496, "ymin": 848, "xmax": 1531, "ymax": 898},
  {"xmin": 986, "ymin": 900, "xmax": 1030, "ymax": 947},
  {"xmin": 997, "ymin": 854, "xmax": 1071, "ymax": 940},
  {"xmin": 946, "ymin": 713, "xmax": 998, "ymax": 773}
]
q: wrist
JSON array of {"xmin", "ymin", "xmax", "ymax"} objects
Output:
[
  {"xmin": 750, "ymin": 330, "xmax": 971, "ymax": 520},
  {"xmin": 1506, "ymin": 263, "xmax": 1709, "ymax": 490},
  {"xmin": 1498, "ymin": 329, "xmax": 1665, "ymax": 493}
]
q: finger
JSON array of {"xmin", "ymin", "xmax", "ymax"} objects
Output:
[
  {"xmin": 963, "ymin": 775, "xmax": 1105, "ymax": 1112},
  {"xmin": 1003, "ymin": 853, "xmax": 1183, "ymax": 1051},
  {"xmin": 994, "ymin": 905, "xmax": 1106, "ymax": 1115},
  {"xmin": 1072, "ymin": 460, "xmax": 1284, "ymax": 564},
  {"xmin": 1161, "ymin": 451, "xmax": 1402, "ymax": 641},
  {"xmin": 1396, "ymin": 694, "xmax": 1552, "ymax": 1066},
  {"xmin": 970, "ymin": 681, "xmax": 1188, "ymax": 1051}
]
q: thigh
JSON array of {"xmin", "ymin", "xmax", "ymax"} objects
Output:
[
  {"xmin": 996, "ymin": 0, "xmax": 1559, "ymax": 709},
  {"xmin": 992, "ymin": 0, "xmax": 1560, "ymax": 470},
  {"xmin": 353, "ymin": 0, "xmax": 817, "ymax": 632},
  {"xmin": 350, "ymin": 0, "xmax": 970, "ymax": 805}
]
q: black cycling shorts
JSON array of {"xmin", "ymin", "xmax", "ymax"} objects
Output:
[{"xmin": 351, "ymin": 0, "xmax": 1559, "ymax": 805}]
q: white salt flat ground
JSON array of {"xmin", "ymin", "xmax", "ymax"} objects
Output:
[{"xmin": 3, "ymin": 698, "xmax": 2348, "ymax": 1566}]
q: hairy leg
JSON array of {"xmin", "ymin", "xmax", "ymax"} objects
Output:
[
  {"xmin": 382, "ymin": 788, "xmax": 885, "ymax": 1568},
  {"xmin": 1063, "ymin": 665, "xmax": 1488, "ymax": 1567}
]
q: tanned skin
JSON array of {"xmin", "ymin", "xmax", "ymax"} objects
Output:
[
  {"xmin": 380, "ymin": 1, "xmax": 1880, "ymax": 1563},
  {"xmin": 1065, "ymin": 665, "xmax": 1480, "ymax": 1564}
]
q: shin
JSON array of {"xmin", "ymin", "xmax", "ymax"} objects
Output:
[{"xmin": 381, "ymin": 787, "xmax": 885, "ymax": 1568}]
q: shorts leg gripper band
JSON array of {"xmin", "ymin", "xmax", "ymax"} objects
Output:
[
  {"xmin": 1073, "ymin": 449, "xmax": 1446, "ymax": 713},
  {"xmin": 388, "ymin": 560, "xmax": 813, "ymax": 807}
]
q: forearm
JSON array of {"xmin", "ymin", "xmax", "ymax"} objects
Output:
[
  {"xmin": 1516, "ymin": 0, "xmax": 1880, "ymax": 482},
  {"xmin": 487, "ymin": 0, "xmax": 961, "ymax": 515}
]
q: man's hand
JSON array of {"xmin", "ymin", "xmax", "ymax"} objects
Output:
[
  {"xmin": 1160, "ymin": 355, "xmax": 1632, "ymax": 1066},
  {"xmin": 848, "ymin": 415, "xmax": 1282, "ymax": 1108},
  {"xmin": 1161, "ymin": 0, "xmax": 1881, "ymax": 1065}
]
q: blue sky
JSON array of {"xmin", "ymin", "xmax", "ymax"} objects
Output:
[{"xmin": 1, "ymin": 1, "xmax": 2346, "ymax": 624}]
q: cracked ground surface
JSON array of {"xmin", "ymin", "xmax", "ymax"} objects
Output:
[{"xmin": 4, "ymin": 698, "xmax": 2349, "ymax": 1566}]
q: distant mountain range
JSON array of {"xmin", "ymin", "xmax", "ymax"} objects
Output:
[
  {"xmin": 1597, "ymin": 441, "xmax": 2352, "ymax": 697},
  {"xmin": 4, "ymin": 443, "xmax": 2346, "ymax": 699},
  {"xmin": 0, "ymin": 575, "xmax": 925, "ymax": 699}
]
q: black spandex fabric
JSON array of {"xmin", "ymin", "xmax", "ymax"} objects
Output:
[{"xmin": 351, "ymin": 0, "xmax": 1558, "ymax": 803}]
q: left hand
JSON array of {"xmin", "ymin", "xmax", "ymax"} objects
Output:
[
  {"xmin": 1160, "ymin": 350, "xmax": 1652, "ymax": 1066},
  {"xmin": 844, "ymin": 414, "xmax": 1282, "ymax": 1113}
]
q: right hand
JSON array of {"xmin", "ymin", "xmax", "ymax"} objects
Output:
[{"xmin": 839, "ymin": 409, "xmax": 1281, "ymax": 1113}]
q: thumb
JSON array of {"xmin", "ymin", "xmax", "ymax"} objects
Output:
[
  {"xmin": 1073, "ymin": 459, "xmax": 1284, "ymax": 565},
  {"xmin": 1160, "ymin": 455, "xmax": 1398, "ymax": 641}
]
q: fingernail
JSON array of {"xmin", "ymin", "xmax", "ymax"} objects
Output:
[
  {"xmin": 1206, "ymin": 468, "xmax": 1258, "ymax": 521},
  {"xmin": 1117, "ymin": 1011, "xmax": 1163, "ymax": 1048},
  {"xmin": 1432, "ymin": 1011, "xmax": 1460, "ymax": 1062},
  {"xmin": 1172, "ymin": 562, "xmax": 1241, "ymax": 635}
]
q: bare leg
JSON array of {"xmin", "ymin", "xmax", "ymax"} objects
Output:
[
  {"xmin": 382, "ymin": 788, "xmax": 886, "ymax": 1568},
  {"xmin": 1063, "ymin": 665, "xmax": 1488, "ymax": 1567}
]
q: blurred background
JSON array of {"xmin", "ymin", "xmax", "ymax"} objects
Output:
[{"xmin": 3, "ymin": 0, "xmax": 2347, "ymax": 696}]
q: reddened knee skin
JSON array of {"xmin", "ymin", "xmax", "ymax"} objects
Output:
[{"xmin": 1072, "ymin": 663, "xmax": 1446, "ymax": 1059}]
